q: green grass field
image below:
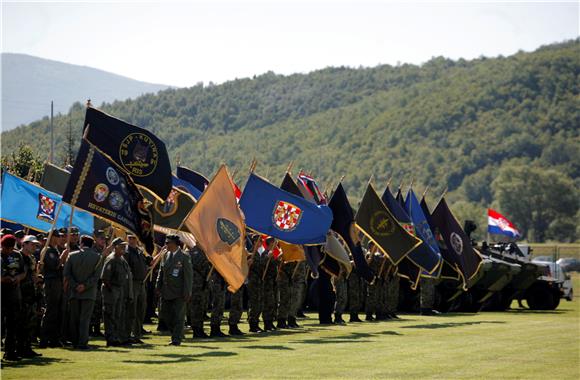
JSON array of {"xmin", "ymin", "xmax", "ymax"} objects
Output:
[{"xmin": 3, "ymin": 274, "xmax": 579, "ymax": 379}]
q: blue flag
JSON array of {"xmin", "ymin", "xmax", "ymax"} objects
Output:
[
  {"xmin": 1, "ymin": 172, "xmax": 94, "ymax": 234},
  {"xmin": 240, "ymin": 173, "xmax": 333, "ymax": 245},
  {"xmin": 172, "ymin": 175, "xmax": 202, "ymax": 200}
]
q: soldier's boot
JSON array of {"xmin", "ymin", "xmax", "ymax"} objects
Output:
[
  {"xmin": 193, "ymin": 326, "xmax": 209, "ymax": 339},
  {"xmin": 288, "ymin": 316, "xmax": 300, "ymax": 328},
  {"xmin": 210, "ymin": 325, "xmax": 227, "ymax": 338},
  {"xmin": 249, "ymin": 322, "xmax": 263, "ymax": 333},
  {"xmin": 365, "ymin": 313, "xmax": 375, "ymax": 321},
  {"xmin": 264, "ymin": 320, "xmax": 276, "ymax": 331},
  {"xmin": 376, "ymin": 313, "xmax": 390, "ymax": 321},
  {"xmin": 349, "ymin": 313, "xmax": 362, "ymax": 323},
  {"xmin": 389, "ymin": 313, "xmax": 400, "ymax": 319},
  {"xmin": 228, "ymin": 324, "xmax": 245, "ymax": 336},
  {"xmin": 334, "ymin": 313, "xmax": 346, "ymax": 325},
  {"xmin": 420, "ymin": 308, "xmax": 440, "ymax": 316},
  {"xmin": 276, "ymin": 318, "xmax": 288, "ymax": 329},
  {"xmin": 296, "ymin": 310, "xmax": 306, "ymax": 318}
]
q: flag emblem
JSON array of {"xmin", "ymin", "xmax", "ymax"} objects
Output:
[
  {"xmin": 155, "ymin": 189, "xmax": 178, "ymax": 217},
  {"xmin": 119, "ymin": 133, "xmax": 159, "ymax": 177},
  {"xmin": 450, "ymin": 232, "xmax": 463, "ymax": 255},
  {"xmin": 370, "ymin": 210, "xmax": 395, "ymax": 237},
  {"xmin": 94, "ymin": 184, "xmax": 109, "ymax": 202},
  {"xmin": 216, "ymin": 218, "xmax": 241, "ymax": 246},
  {"xmin": 37, "ymin": 194, "xmax": 57, "ymax": 222},
  {"xmin": 273, "ymin": 201, "xmax": 302, "ymax": 231},
  {"xmin": 106, "ymin": 167, "xmax": 120, "ymax": 185},
  {"xmin": 109, "ymin": 191, "xmax": 125, "ymax": 211}
]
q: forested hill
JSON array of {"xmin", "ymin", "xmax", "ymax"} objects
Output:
[{"xmin": 2, "ymin": 39, "xmax": 578, "ymax": 242}]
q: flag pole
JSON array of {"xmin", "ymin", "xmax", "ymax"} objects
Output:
[
  {"xmin": 385, "ymin": 174, "xmax": 393, "ymax": 189},
  {"xmin": 286, "ymin": 160, "xmax": 294, "ymax": 174},
  {"xmin": 422, "ymin": 185, "xmax": 430, "ymax": 199},
  {"xmin": 39, "ymin": 201, "xmax": 64, "ymax": 272}
]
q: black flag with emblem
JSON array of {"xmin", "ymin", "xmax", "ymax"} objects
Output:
[
  {"xmin": 63, "ymin": 140, "xmax": 155, "ymax": 254},
  {"xmin": 355, "ymin": 183, "xmax": 422, "ymax": 265},
  {"xmin": 83, "ymin": 107, "xmax": 172, "ymax": 200},
  {"xmin": 143, "ymin": 179, "xmax": 195, "ymax": 232},
  {"xmin": 430, "ymin": 197, "xmax": 482, "ymax": 285}
]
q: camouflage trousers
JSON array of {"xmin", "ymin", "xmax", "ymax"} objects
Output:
[
  {"xmin": 334, "ymin": 277, "xmax": 348, "ymax": 314},
  {"xmin": 386, "ymin": 276, "xmax": 400, "ymax": 314},
  {"xmin": 263, "ymin": 281, "xmax": 277, "ymax": 322},
  {"xmin": 420, "ymin": 277, "xmax": 436, "ymax": 309},
  {"xmin": 365, "ymin": 281, "xmax": 379, "ymax": 315},
  {"xmin": 376, "ymin": 278, "xmax": 389, "ymax": 316},
  {"xmin": 347, "ymin": 273, "xmax": 363, "ymax": 313},
  {"xmin": 190, "ymin": 287, "xmax": 209, "ymax": 329},
  {"xmin": 247, "ymin": 280, "xmax": 263, "ymax": 324},
  {"xmin": 277, "ymin": 276, "xmax": 292, "ymax": 320},
  {"xmin": 228, "ymin": 287, "xmax": 244, "ymax": 325},
  {"xmin": 290, "ymin": 280, "xmax": 306, "ymax": 318},
  {"xmin": 210, "ymin": 280, "xmax": 225, "ymax": 327}
]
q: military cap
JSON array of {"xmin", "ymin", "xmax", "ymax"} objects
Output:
[
  {"xmin": 1, "ymin": 234, "xmax": 17, "ymax": 248},
  {"xmin": 166, "ymin": 234, "xmax": 181, "ymax": 244},
  {"xmin": 58, "ymin": 227, "xmax": 68, "ymax": 234},
  {"xmin": 111, "ymin": 237, "xmax": 127, "ymax": 246},
  {"xmin": 68, "ymin": 226, "xmax": 80, "ymax": 235},
  {"xmin": 93, "ymin": 229, "xmax": 106, "ymax": 239},
  {"xmin": 22, "ymin": 235, "xmax": 40, "ymax": 244},
  {"xmin": 51, "ymin": 229, "xmax": 64, "ymax": 238},
  {"xmin": 0, "ymin": 228, "xmax": 14, "ymax": 236},
  {"xmin": 80, "ymin": 235, "xmax": 95, "ymax": 245},
  {"xmin": 14, "ymin": 230, "xmax": 25, "ymax": 239}
]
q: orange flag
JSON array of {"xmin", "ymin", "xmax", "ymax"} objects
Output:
[
  {"xmin": 278, "ymin": 241, "xmax": 306, "ymax": 263},
  {"xmin": 184, "ymin": 165, "xmax": 247, "ymax": 292}
]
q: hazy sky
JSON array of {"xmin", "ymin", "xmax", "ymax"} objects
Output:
[{"xmin": 2, "ymin": 0, "xmax": 578, "ymax": 87}]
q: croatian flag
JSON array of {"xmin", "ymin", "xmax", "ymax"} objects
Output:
[{"xmin": 488, "ymin": 209, "xmax": 520, "ymax": 239}]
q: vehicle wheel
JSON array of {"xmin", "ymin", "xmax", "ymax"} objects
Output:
[{"xmin": 526, "ymin": 285, "xmax": 556, "ymax": 310}]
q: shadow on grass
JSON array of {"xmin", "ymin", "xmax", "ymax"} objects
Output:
[
  {"xmin": 294, "ymin": 330, "xmax": 403, "ymax": 345},
  {"xmin": 123, "ymin": 350, "xmax": 237, "ymax": 364},
  {"xmin": 401, "ymin": 321, "xmax": 506, "ymax": 329},
  {"xmin": 506, "ymin": 309, "xmax": 571, "ymax": 315},
  {"xmin": 241, "ymin": 345, "xmax": 295, "ymax": 350},
  {"xmin": 1, "ymin": 356, "xmax": 70, "ymax": 368}
]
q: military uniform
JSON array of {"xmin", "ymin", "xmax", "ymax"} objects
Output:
[
  {"xmin": 90, "ymin": 245, "xmax": 105, "ymax": 337},
  {"xmin": 333, "ymin": 269, "xmax": 348, "ymax": 324},
  {"xmin": 156, "ymin": 247, "xmax": 193, "ymax": 345},
  {"xmin": 386, "ymin": 271, "xmax": 400, "ymax": 317},
  {"xmin": 1, "ymin": 248, "xmax": 26, "ymax": 359},
  {"xmin": 209, "ymin": 270, "xmax": 227, "ymax": 337},
  {"xmin": 20, "ymin": 250, "xmax": 40, "ymax": 355},
  {"xmin": 101, "ymin": 253, "xmax": 131, "ymax": 345},
  {"xmin": 228, "ymin": 286, "xmax": 244, "ymax": 335},
  {"xmin": 376, "ymin": 267, "xmax": 390, "ymax": 320},
  {"xmin": 262, "ymin": 253, "xmax": 278, "ymax": 331},
  {"xmin": 64, "ymin": 246, "xmax": 102, "ymax": 348},
  {"xmin": 247, "ymin": 249, "xmax": 268, "ymax": 332},
  {"xmin": 347, "ymin": 263, "xmax": 364, "ymax": 322},
  {"xmin": 190, "ymin": 246, "xmax": 211, "ymax": 338},
  {"xmin": 124, "ymin": 245, "xmax": 149, "ymax": 340},
  {"xmin": 420, "ymin": 277, "xmax": 436, "ymax": 314},
  {"xmin": 40, "ymin": 245, "xmax": 64, "ymax": 346}
]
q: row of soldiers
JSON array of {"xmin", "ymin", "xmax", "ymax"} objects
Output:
[{"xmin": 1, "ymin": 225, "xmax": 438, "ymax": 358}]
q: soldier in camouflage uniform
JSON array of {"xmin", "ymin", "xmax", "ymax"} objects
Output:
[
  {"xmin": 18, "ymin": 235, "xmax": 42, "ymax": 357},
  {"xmin": 365, "ymin": 243, "xmax": 383, "ymax": 321},
  {"xmin": 276, "ymin": 260, "xmax": 294, "ymax": 328},
  {"xmin": 190, "ymin": 245, "xmax": 211, "ymax": 338},
  {"xmin": 124, "ymin": 235, "xmax": 150, "ymax": 343},
  {"xmin": 262, "ymin": 244, "xmax": 279, "ymax": 331},
  {"xmin": 420, "ymin": 277, "xmax": 438, "ymax": 315},
  {"xmin": 228, "ymin": 286, "xmax": 244, "ymax": 335},
  {"xmin": 247, "ymin": 236, "xmax": 270, "ymax": 333},
  {"xmin": 347, "ymin": 260, "xmax": 363, "ymax": 322},
  {"xmin": 39, "ymin": 230, "xmax": 65, "ymax": 348},
  {"xmin": 209, "ymin": 270, "xmax": 227, "ymax": 337},
  {"xmin": 289, "ymin": 260, "xmax": 307, "ymax": 327},
  {"xmin": 90, "ymin": 230, "xmax": 108, "ymax": 337},
  {"xmin": 332, "ymin": 267, "xmax": 348, "ymax": 324}
]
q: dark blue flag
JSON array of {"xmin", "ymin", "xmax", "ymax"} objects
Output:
[
  {"xmin": 381, "ymin": 187, "xmax": 441, "ymax": 275},
  {"xmin": 172, "ymin": 175, "xmax": 202, "ymax": 200},
  {"xmin": 63, "ymin": 140, "xmax": 155, "ymax": 254},
  {"xmin": 328, "ymin": 183, "xmax": 374, "ymax": 282},
  {"xmin": 83, "ymin": 107, "xmax": 172, "ymax": 201},
  {"xmin": 240, "ymin": 173, "xmax": 332, "ymax": 245},
  {"xmin": 176, "ymin": 166, "xmax": 209, "ymax": 194}
]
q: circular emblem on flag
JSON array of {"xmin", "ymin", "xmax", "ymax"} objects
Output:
[
  {"xmin": 216, "ymin": 218, "xmax": 241, "ymax": 246},
  {"xmin": 119, "ymin": 178, "xmax": 129, "ymax": 195},
  {"xmin": 119, "ymin": 133, "xmax": 159, "ymax": 177},
  {"xmin": 155, "ymin": 189, "xmax": 178, "ymax": 217},
  {"xmin": 273, "ymin": 201, "xmax": 303, "ymax": 231},
  {"xmin": 109, "ymin": 191, "xmax": 124, "ymax": 211},
  {"xmin": 370, "ymin": 211, "xmax": 395, "ymax": 237},
  {"xmin": 94, "ymin": 184, "xmax": 109, "ymax": 202},
  {"xmin": 106, "ymin": 167, "xmax": 120, "ymax": 185},
  {"xmin": 450, "ymin": 232, "xmax": 463, "ymax": 255}
]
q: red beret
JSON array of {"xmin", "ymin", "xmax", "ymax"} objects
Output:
[{"xmin": 1, "ymin": 234, "xmax": 17, "ymax": 248}]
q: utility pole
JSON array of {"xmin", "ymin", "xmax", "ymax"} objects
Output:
[{"xmin": 49, "ymin": 100, "xmax": 54, "ymax": 163}]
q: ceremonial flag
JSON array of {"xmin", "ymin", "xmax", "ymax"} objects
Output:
[
  {"xmin": 297, "ymin": 172, "xmax": 326, "ymax": 204},
  {"xmin": 324, "ymin": 230, "xmax": 353, "ymax": 274},
  {"xmin": 172, "ymin": 175, "xmax": 202, "ymax": 200},
  {"xmin": 176, "ymin": 166, "xmax": 209, "ymax": 194},
  {"xmin": 280, "ymin": 172, "xmax": 303, "ymax": 197},
  {"xmin": 239, "ymin": 173, "xmax": 333, "ymax": 245},
  {"xmin": 430, "ymin": 198, "xmax": 483, "ymax": 285},
  {"xmin": 405, "ymin": 189, "xmax": 441, "ymax": 257},
  {"xmin": 1, "ymin": 171, "xmax": 94, "ymax": 234},
  {"xmin": 63, "ymin": 140, "xmax": 155, "ymax": 254},
  {"xmin": 183, "ymin": 165, "xmax": 247, "ymax": 292},
  {"xmin": 488, "ymin": 208, "xmax": 520, "ymax": 239},
  {"xmin": 83, "ymin": 107, "xmax": 172, "ymax": 200},
  {"xmin": 144, "ymin": 179, "xmax": 195, "ymax": 231},
  {"xmin": 39, "ymin": 162, "xmax": 71, "ymax": 195},
  {"xmin": 328, "ymin": 183, "xmax": 374, "ymax": 282},
  {"xmin": 355, "ymin": 184, "xmax": 421, "ymax": 265},
  {"xmin": 278, "ymin": 241, "xmax": 305, "ymax": 262}
]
